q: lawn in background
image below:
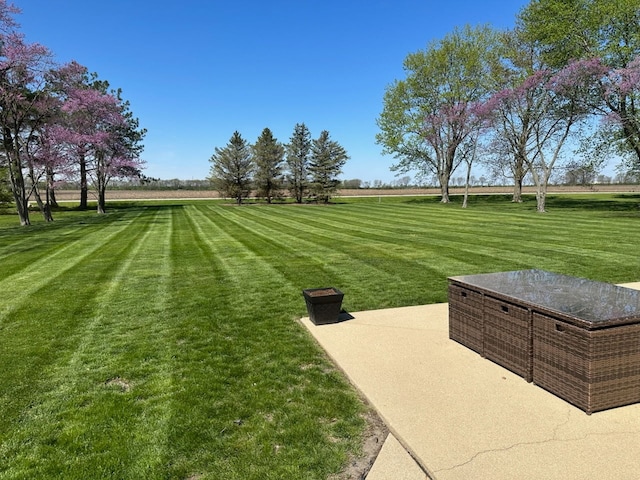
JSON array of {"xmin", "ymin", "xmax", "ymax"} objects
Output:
[{"xmin": 0, "ymin": 193, "xmax": 638, "ymax": 479}]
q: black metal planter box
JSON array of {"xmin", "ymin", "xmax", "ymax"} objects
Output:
[{"xmin": 302, "ymin": 287, "xmax": 344, "ymax": 325}]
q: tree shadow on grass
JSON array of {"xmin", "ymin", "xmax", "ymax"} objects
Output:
[
  {"xmin": 404, "ymin": 194, "xmax": 527, "ymax": 206},
  {"xmin": 544, "ymin": 194, "xmax": 640, "ymax": 212},
  {"xmin": 403, "ymin": 193, "xmax": 640, "ymax": 214},
  {"xmin": 0, "ymin": 203, "xmax": 180, "ymax": 241}
]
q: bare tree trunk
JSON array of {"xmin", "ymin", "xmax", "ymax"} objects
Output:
[
  {"xmin": 511, "ymin": 155, "xmax": 527, "ymax": 203},
  {"xmin": 28, "ymin": 162, "xmax": 53, "ymax": 222},
  {"xmin": 48, "ymin": 186, "xmax": 58, "ymax": 208},
  {"xmin": 462, "ymin": 160, "xmax": 472, "ymax": 208},
  {"xmin": 462, "ymin": 135, "xmax": 479, "ymax": 209},
  {"xmin": 10, "ymin": 175, "xmax": 30, "ymax": 226},
  {"xmin": 535, "ymin": 184, "xmax": 547, "ymax": 213},
  {"xmin": 530, "ymin": 167, "xmax": 550, "ymax": 213},
  {"xmin": 513, "ymin": 177, "xmax": 523, "ymax": 203},
  {"xmin": 97, "ymin": 186, "xmax": 106, "ymax": 214},
  {"xmin": 295, "ymin": 181, "xmax": 304, "ymax": 203},
  {"xmin": 439, "ymin": 167, "xmax": 451, "ymax": 203},
  {"xmin": 5, "ymin": 132, "xmax": 30, "ymax": 226},
  {"xmin": 46, "ymin": 167, "xmax": 58, "ymax": 208},
  {"xmin": 79, "ymin": 152, "xmax": 88, "ymax": 210},
  {"xmin": 439, "ymin": 148, "xmax": 458, "ymax": 203},
  {"xmin": 97, "ymin": 159, "xmax": 107, "ymax": 214},
  {"xmin": 440, "ymin": 182, "xmax": 450, "ymax": 203},
  {"xmin": 32, "ymin": 186, "xmax": 53, "ymax": 222}
]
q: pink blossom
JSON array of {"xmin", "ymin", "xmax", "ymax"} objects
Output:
[
  {"xmin": 548, "ymin": 58, "xmax": 607, "ymax": 92},
  {"xmin": 0, "ymin": 0, "xmax": 20, "ymax": 33},
  {"xmin": 606, "ymin": 56, "xmax": 640, "ymax": 97}
]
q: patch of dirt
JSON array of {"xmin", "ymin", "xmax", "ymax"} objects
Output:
[
  {"xmin": 330, "ymin": 407, "xmax": 389, "ymax": 480},
  {"xmin": 306, "ymin": 288, "xmax": 340, "ymax": 297},
  {"xmin": 104, "ymin": 377, "xmax": 132, "ymax": 392}
]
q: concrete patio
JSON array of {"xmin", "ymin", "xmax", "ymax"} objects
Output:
[{"xmin": 301, "ymin": 282, "xmax": 640, "ymax": 480}]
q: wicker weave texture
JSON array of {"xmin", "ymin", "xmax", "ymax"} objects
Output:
[
  {"xmin": 484, "ymin": 296, "xmax": 533, "ymax": 382},
  {"xmin": 448, "ymin": 284, "xmax": 484, "ymax": 355},
  {"xmin": 533, "ymin": 313, "xmax": 640, "ymax": 414}
]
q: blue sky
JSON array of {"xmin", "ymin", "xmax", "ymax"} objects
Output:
[{"xmin": 18, "ymin": 0, "xmax": 529, "ymax": 183}]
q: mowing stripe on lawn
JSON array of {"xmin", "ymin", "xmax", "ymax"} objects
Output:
[
  {"xmin": 0, "ymin": 208, "xmax": 147, "ymax": 323},
  {"xmin": 161, "ymin": 204, "xmax": 366, "ymax": 479},
  {"xmin": 0, "ymin": 196, "xmax": 637, "ymax": 480},
  {"xmin": 206, "ymin": 204, "xmax": 428, "ymax": 308},
  {"xmin": 0, "ymin": 207, "xmax": 177, "ymax": 479}
]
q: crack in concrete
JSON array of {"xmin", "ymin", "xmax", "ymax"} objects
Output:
[{"xmin": 434, "ymin": 406, "xmax": 640, "ymax": 475}]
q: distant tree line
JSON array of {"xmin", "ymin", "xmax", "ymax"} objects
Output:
[
  {"xmin": 0, "ymin": 2, "xmax": 145, "ymax": 225},
  {"xmin": 208, "ymin": 124, "xmax": 349, "ymax": 204},
  {"xmin": 377, "ymin": 0, "xmax": 640, "ymax": 212}
]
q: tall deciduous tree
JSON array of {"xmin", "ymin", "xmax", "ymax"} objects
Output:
[
  {"xmin": 483, "ymin": 28, "xmax": 540, "ymax": 203},
  {"xmin": 377, "ymin": 25, "xmax": 500, "ymax": 202},
  {"xmin": 253, "ymin": 127, "xmax": 284, "ymax": 204},
  {"xmin": 519, "ymin": 0, "xmax": 640, "ymax": 170},
  {"xmin": 94, "ymin": 88, "xmax": 145, "ymax": 214},
  {"xmin": 50, "ymin": 80, "xmax": 145, "ymax": 214},
  {"xmin": 486, "ymin": 65, "xmax": 592, "ymax": 212},
  {"xmin": 23, "ymin": 93, "xmax": 62, "ymax": 222},
  {"xmin": 45, "ymin": 61, "xmax": 95, "ymax": 209},
  {"xmin": 286, "ymin": 123, "xmax": 311, "ymax": 203},
  {"xmin": 0, "ymin": 3, "xmax": 145, "ymax": 223},
  {"xmin": 308, "ymin": 130, "xmax": 348, "ymax": 203},
  {"xmin": 0, "ymin": 1, "xmax": 52, "ymax": 225},
  {"xmin": 209, "ymin": 131, "xmax": 253, "ymax": 205}
]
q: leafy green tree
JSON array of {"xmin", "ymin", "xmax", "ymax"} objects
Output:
[
  {"xmin": 286, "ymin": 123, "xmax": 311, "ymax": 203},
  {"xmin": 209, "ymin": 131, "xmax": 253, "ymax": 205},
  {"xmin": 308, "ymin": 130, "xmax": 348, "ymax": 203},
  {"xmin": 483, "ymin": 28, "xmax": 540, "ymax": 203},
  {"xmin": 253, "ymin": 127, "xmax": 284, "ymax": 203},
  {"xmin": 519, "ymin": 0, "xmax": 640, "ymax": 69},
  {"xmin": 376, "ymin": 25, "xmax": 500, "ymax": 202},
  {"xmin": 519, "ymin": 0, "xmax": 640, "ymax": 169}
]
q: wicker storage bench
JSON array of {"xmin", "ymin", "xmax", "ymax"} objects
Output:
[
  {"xmin": 533, "ymin": 313, "xmax": 640, "ymax": 414},
  {"xmin": 484, "ymin": 296, "xmax": 533, "ymax": 382},
  {"xmin": 448, "ymin": 284, "xmax": 484, "ymax": 355},
  {"xmin": 448, "ymin": 270, "xmax": 640, "ymax": 414}
]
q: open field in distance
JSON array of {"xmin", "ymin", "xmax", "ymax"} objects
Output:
[{"xmin": 51, "ymin": 184, "xmax": 640, "ymax": 201}]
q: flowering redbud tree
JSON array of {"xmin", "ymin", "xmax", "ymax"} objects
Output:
[
  {"xmin": 560, "ymin": 56, "xmax": 640, "ymax": 167},
  {"xmin": 377, "ymin": 25, "xmax": 500, "ymax": 203},
  {"xmin": 485, "ymin": 64, "xmax": 594, "ymax": 213},
  {"xmin": 53, "ymin": 85, "xmax": 145, "ymax": 214},
  {"xmin": 519, "ymin": 0, "xmax": 640, "ymax": 176},
  {"xmin": 422, "ymin": 100, "xmax": 493, "ymax": 203},
  {"xmin": 0, "ymin": 2, "xmax": 145, "ymax": 224},
  {"xmin": 0, "ymin": 1, "xmax": 53, "ymax": 225}
]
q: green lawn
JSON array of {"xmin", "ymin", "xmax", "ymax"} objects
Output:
[{"xmin": 0, "ymin": 194, "xmax": 638, "ymax": 479}]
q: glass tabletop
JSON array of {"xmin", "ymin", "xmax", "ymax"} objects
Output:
[{"xmin": 449, "ymin": 270, "xmax": 640, "ymax": 325}]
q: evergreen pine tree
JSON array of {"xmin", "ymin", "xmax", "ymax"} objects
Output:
[
  {"xmin": 285, "ymin": 123, "xmax": 311, "ymax": 203},
  {"xmin": 309, "ymin": 130, "xmax": 349, "ymax": 204},
  {"xmin": 209, "ymin": 131, "xmax": 254, "ymax": 205},
  {"xmin": 0, "ymin": 167, "xmax": 12, "ymax": 204},
  {"xmin": 253, "ymin": 127, "xmax": 284, "ymax": 204}
]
